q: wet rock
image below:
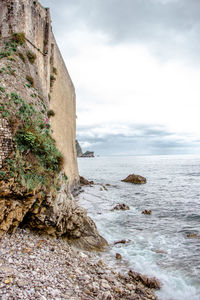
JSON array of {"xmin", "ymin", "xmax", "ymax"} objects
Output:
[
  {"xmin": 103, "ymin": 186, "xmax": 108, "ymax": 191},
  {"xmin": 121, "ymin": 174, "xmax": 147, "ymax": 184},
  {"xmin": 186, "ymin": 233, "xmax": 199, "ymax": 239},
  {"xmin": 116, "ymin": 253, "xmax": 122, "ymax": 260},
  {"xmin": 142, "ymin": 210, "xmax": 152, "ymax": 215},
  {"xmin": 114, "ymin": 239, "xmax": 127, "ymax": 245},
  {"xmin": 111, "ymin": 203, "xmax": 130, "ymax": 211},
  {"xmin": 80, "ymin": 176, "xmax": 94, "ymax": 185},
  {"xmin": 128, "ymin": 270, "xmax": 161, "ymax": 289}
]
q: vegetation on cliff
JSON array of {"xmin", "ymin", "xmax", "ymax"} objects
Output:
[
  {"xmin": 0, "ymin": 35, "xmax": 64, "ymax": 194},
  {"xmin": 0, "ymin": 32, "xmax": 107, "ymax": 251}
]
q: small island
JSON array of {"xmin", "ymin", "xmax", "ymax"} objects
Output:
[{"xmin": 76, "ymin": 140, "xmax": 94, "ymax": 157}]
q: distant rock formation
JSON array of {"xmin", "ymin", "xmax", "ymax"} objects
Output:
[
  {"xmin": 76, "ymin": 140, "xmax": 83, "ymax": 157},
  {"xmin": 81, "ymin": 151, "xmax": 94, "ymax": 158}
]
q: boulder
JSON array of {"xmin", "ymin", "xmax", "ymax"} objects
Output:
[
  {"xmin": 80, "ymin": 176, "xmax": 94, "ymax": 185},
  {"xmin": 115, "ymin": 253, "xmax": 122, "ymax": 260},
  {"xmin": 142, "ymin": 210, "xmax": 152, "ymax": 215},
  {"xmin": 111, "ymin": 203, "xmax": 130, "ymax": 211},
  {"xmin": 121, "ymin": 174, "xmax": 146, "ymax": 184},
  {"xmin": 186, "ymin": 233, "xmax": 199, "ymax": 239}
]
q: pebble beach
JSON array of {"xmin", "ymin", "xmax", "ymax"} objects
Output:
[{"xmin": 0, "ymin": 229, "xmax": 159, "ymax": 300}]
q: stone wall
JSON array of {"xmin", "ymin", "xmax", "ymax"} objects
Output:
[
  {"xmin": 49, "ymin": 34, "xmax": 79, "ymax": 188},
  {"xmin": 0, "ymin": 117, "xmax": 12, "ymax": 168},
  {"xmin": 0, "ymin": 0, "xmax": 79, "ymax": 188}
]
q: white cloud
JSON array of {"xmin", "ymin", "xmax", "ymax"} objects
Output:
[
  {"xmin": 59, "ymin": 29, "xmax": 200, "ymax": 145},
  {"xmin": 40, "ymin": 0, "xmax": 200, "ymax": 154}
]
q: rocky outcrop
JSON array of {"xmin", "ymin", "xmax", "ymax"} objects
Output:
[
  {"xmin": 76, "ymin": 140, "xmax": 83, "ymax": 157},
  {"xmin": 81, "ymin": 151, "xmax": 95, "ymax": 157},
  {"xmin": 128, "ymin": 270, "xmax": 161, "ymax": 290},
  {"xmin": 122, "ymin": 174, "xmax": 147, "ymax": 184},
  {"xmin": 0, "ymin": 0, "xmax": 107, "ymax": 251},
  {"xmin": 0, "ymin": 175, "xmax": 107, "ymax": 250}
]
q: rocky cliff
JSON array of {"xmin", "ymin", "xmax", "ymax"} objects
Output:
[
  {"xmin": 76, "ymin": 140, "xmax": 83, "ymax": 157},
  {"xmin": 0, "ymin": 0, "xmax": 107, "ymax": 250}
]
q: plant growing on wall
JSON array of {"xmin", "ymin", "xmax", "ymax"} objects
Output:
[
  {"xmin": 26, "ymin": 50, "xmax": 37, "ymax": 64},
  {"xmin": 1, "ymin": 91, "xmax": 64, "ymax": 192}
]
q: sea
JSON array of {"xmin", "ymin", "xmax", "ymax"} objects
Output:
[{"xmin": 77, "ymin": 155, "xmax": 200, "ymax": 300}]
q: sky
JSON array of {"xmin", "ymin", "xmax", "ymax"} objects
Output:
[{"xmin": 40, "ymin": 0, "xmax": 200, "ymax": 155}]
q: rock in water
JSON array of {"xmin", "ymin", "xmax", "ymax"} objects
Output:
[
  {"xmin": 115, "ymin": 253, "xmax": 122, "ymax": 260},
  {"xmin": 80, "ymin": 176, "xmax": 94, "ymax": 185},
  {"xmin": 121, "ymin": 174, "xmax": 147, "ymax": 184},
  {"xmin": 142, "ymin": 210, "xmax": 152, "ymax": 215},
  {"xmin": 128, "ymin": 270, "xmax": 161, "ymax": 289},
  {"xmin": 111, "ymin": 203, "xmax": 130, "ymax": 211}
]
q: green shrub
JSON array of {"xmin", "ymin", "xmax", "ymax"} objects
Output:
[
  {"xmin": 1, "ymin": 91, "xmax": 64, "ymax": 192},
  {"xmin": 18, "ymin": 52, "xmax": 26, "ymax": 63},
  {"xmin": 26, "ymin": 75, "xmax": 34, "ymax": 87},
  {"xmin": 53, "ymin": 67, "xmax": 57, "ymax": 75},
  {"xmin": 0, "ymin": 87, "xmax": 5, "ymax": 93},
  {"xmin": 2, "ymin": 111, "xmax": 10, "ymax": 118},
  {"xmin": 50, "ymin": 74, "xmax": 56, "ymax": 87},
  {"xmin": 12, "ymin": 33, "xmax": 25, "ymax": 45},
  {"xmin": 26, "ymin": 51, "xmax": 36, "ymax": 64},
  {"xmin": 47, "ymin": 109, "xmax": 55, "ymax": 117}
]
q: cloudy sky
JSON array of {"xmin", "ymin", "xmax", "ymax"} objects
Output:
[{"xmin": 41, "ymin": 0, "xmax": 200, "ymax": 155}]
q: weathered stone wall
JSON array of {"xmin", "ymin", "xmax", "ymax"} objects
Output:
[
  {"xmin": 49, "ymin": 35, "xmax": 79, "ymax": 188},
  {"xmin": 0, "ymin": 0, "xmax": 51, "ymax": 98},
  {"xmin": 0, "ymin": 117, "xmax": 12, "ymax": 168},
  {"xmin": 0, "ymin": 0, "xmax": 79, "ymax": 188}
]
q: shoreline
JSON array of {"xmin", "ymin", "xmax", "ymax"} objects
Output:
[{"xmin": 0, "ymin": 228, "xmax": 159, "ymax": 300}]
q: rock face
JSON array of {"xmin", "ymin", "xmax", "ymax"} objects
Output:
[
  {"xmin": 0, "ymin": 0, "xmax": 79, "ymax": 188},
  {"xmin": 0, "ymin": 0, "xmax": 107, "ymax": 251},
  {"xmin": 76, "ymin": 140, "xmax": 83, "ymax": 157},
  {"xmin": 81, "ymin": 151, "xmax": 95, "ymax": 157},
  {"xmin": 122, "ymin": 174, "xmax": 147, "ymax": 184}
]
